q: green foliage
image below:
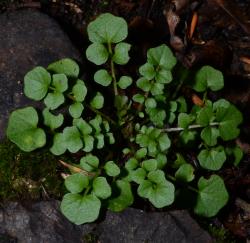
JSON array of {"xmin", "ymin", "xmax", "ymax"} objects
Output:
[{"xmin": 6, "ymin": 13, "xmax": 244, "ymax": 226}]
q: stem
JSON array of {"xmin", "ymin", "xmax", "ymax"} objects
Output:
[
  {"xmin": 108, "ymin": 42, "xmax": 118, "ymax": 96},
  {"xmin": 162, "ymin": 122, "xmax": 220, "ymax": 133},
  {"xmin": 86, "ymin": 104, "xmax": 116, "ymax": 125}
]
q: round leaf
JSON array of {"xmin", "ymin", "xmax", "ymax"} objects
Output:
[
  {"xmin": 201, "ymin": 127, "xmax": 219, "ymax": 146},
  {"xmin": 69, "ymin": 102, "xmax": 84, "ymax": 118},
  {"xmin": 198, "ymin": 147, "xmax": 226, "ymax": 171},
  {"xmin": 86, "ymin": 43, "xmax": 109, "ymax": 65},
  {"xmin": 24, "ymin": 66, "xmax": 51, "ymax": 101},
  {"xmin": 108, "ymin": 180, "xmax": 134, "ymax": 212},
  {"xmin": 50, "ymin": 133, "xmax": 67, "ymax": 155},
  {"xmin": 118, "ymin": 76, "xmax": 132, "ymax": 89},
  {"xmin": 52, "ymin": 73, "xmax": 68, "ymax": 92},
  {"xmin": 93, "ymin": 177, "xmax": 111, "ymax": 199},
  {"xmin": 7, "ymin": 107, "xmax": 46, "ymax": 152},
  {"xmin": 65, "ymin": 173, "xmax": 89, "ymax": 193},
  {"xmin": 175, "ymin": 164, "xmax": 195, "ymax": 182},
  {"xmin": 43, "ymin": 108, "xmax": 64, "ymax": 130},
  {"xmin": 87, "ymin": 13, "xmax": 128, "ymax": 43},
  {"xmin": 61, "ymin": 193, "xmax": 101, "ymax": 225},
  {"xmin": 112, "ymin": 42, "xmax": 131, "ymax": 65},
  {"xmin": 47, "ymin": 58, "xmax": 79, "ymax": 78},
  {"xmin": 63, "ymin": 126, "xmax": 83, "ymax": 153},
  {"xmin": 136, "ymin": 77, "xmax": 151, "ymax": 92},
  {"xmin": 142, "ymin": 159, "xmax": 157, "ymax": 171},
  {"xmin": 80, "ymin": 154, "xmax": 99, "ymax": 172},
  {"xmin": 44, "ymin": 92, "xmax": 65, "ymax": 110},
  {"xmin": 90, "ymin": 92, "xmax": 104, "ymax": 109},
  {"xmin": 72, "ymin": 79, "xmax": 87, "ymax": 102},
  {"xmin": 193, "ymin": 66, "xmax": 224, "ymax": 92},
  {"xmin": 155, "ymin": 69, "xmax": 172, "ymax": 84},
  {"xmin": 194, "ymin": 175, "xmax": 229, "ymax": 217},
  {"xmin": 139, "ymin": 63, "xmax": 155, "ymax": 80},
  {"xmin": 104, "ymin": 161, "xmax": 120, "ymax": 177},
  {"xmin": 147, "ymin": 44, "xmax": 177, "ymax": 70},
  {"xmin": 94, "ymin": 69, "xmax": 112, "ymax": 86}
]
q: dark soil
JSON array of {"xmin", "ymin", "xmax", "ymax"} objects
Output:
[{"xmin": 0, "ymin": 0, "xmax": 249, "ymax": 242}]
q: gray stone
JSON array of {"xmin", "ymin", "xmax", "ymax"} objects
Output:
[
  {"xmin": 0, "ymin": 200, "xmax": 212, "ymax": 243},
  {"xmin": 0, "ymin": 9, "xmax": 81, "ymax": 140}
]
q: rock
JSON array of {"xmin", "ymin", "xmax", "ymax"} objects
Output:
[
  {"xmin": 0, "ymin": 9, "xmax": 81, "ymax": 140},
  {"xmin": 0, "ymin": 200, "xmax": 212, "ymax": 243}
]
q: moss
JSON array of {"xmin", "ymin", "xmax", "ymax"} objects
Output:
[{"xmin": 0, "ymin": 139, "xmax": 67, "ymax": 201}]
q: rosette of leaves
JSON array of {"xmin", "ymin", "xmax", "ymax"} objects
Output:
[{"xmin": 86, "ymin": 13, "xmax": 132, "ymax": 93}]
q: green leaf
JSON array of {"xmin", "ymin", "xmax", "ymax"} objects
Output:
[
  {"xmin": 118, "ymin": 76, "xmax": 132, "ymax": 89},
  {"xmin": 158, "ymin": 133, "xmax": 171, "ymax": 151},
  {"xmin": 83, "ymin": 135, "xmax": 94, "ymax": 152},
  {"xmin": 180, "ymin": 130, "xmax": 197, "ymax": 145},
  {"xmin": 225, "ymin": 146, "xmax": 243, "ymax": 166},
  {"xmin": 177, "ymin": 96, "xmax": 187, "ymax": 113},
  {"xmin": 145, "ymin": 98, "xmax": 157, "ymax": 109},
  {"xmin": 24, "ymin": 66, "xmax": 51, "ymax": 101},
  {"xmin": 173, "ymin": 153, "xmax": 187, "ymax": 168},
  {"xmin": 132, "ymin": 94, "xmax": 145, "ymax": 104},
  {"xmin": 196, "ymin": 105, "xmax": 214, "ymax": 126},
  {"xmin": 94, "ymin": 69, "xmax": 112, "ymax": 86},
  {"xmin": 178, "ymin": 113, "xmax": 194, "ymax": 129},
  {"xmin": 80, "ymin": 154, "xmax": 99, "ymax": 172},
  {"xmin": 193, "ymin": 66, "xmax": 224, "ymax": 92},
  {"xmin": 104, "ymin": 161, "xmax": 120, "ymax": 177},
  {"xmin": 137, "ymin": 180, "xmax": 153, "ymax": 198},
  {"xmin": 155, "ymin": 153, "xmax": 167, "ymax": 169},
  {"xmin": 175, "ymin": 164, "xmax": 194, "ymax": 182},
  {"xmin": 51, "ymin": 73, "xmax": 68, "ymax": 92},
  {"xmin": 146, "ymin": 107, "xmax": 166, "ymax": 127},
  {"xmin": 108, "ymin": 180, "xmax": 134, "ymax": 212},
  {"xmin": 142, "ymin": 159, "xmax": 157, "ymax": 171},
  {"xmin": 86, "ymin": 43, "xmax": 109, "ymax": 65},
  {"xmin": 135, "ymin": 148, "xmax": 147, "ymax": 159},
  {"xmin": 125, "ymin": 158, "xmax": 139, "ymax": 171},
  {"xmin": 93, "ymin": 177, "xmax": 111, "ymax": 199},
  {"xmin": 194, "ymin": 175, "xmax": 229, "ymax": 217},
  {"xmin": 90, "ymin": 92, "xmax": 104, "ymax": 109},
  {"xmin": 87, "ymin": 13, "xmax": 128, "ymax": 43},
  {"xmin": 69, "ymin": 102, "xmax": 84, "ymax": 118},
  {"xmin": 73, "ymin": 118, "xmax": 92, "ymax": 135},
  {"xmin": 201, "ymin": 127, "xmax": 219, "ymax": 146},
  {"xmin": 7, "ymin": 107, "xmax": 46, "ymax": 152},
  {"xmin": 150, "ymin": 82, "xmax": 164, "ymax": 96},
  {"xmin": 50, "ymin": 133, "xmax": 67, "ymax": 155},
  {"xmin": 65, "ymin": 173, "xmax": 89, "ymax": 193},
  {"xmin": 44, "ymin": 92, "xmax": 65, "ymax": 110},
  {"xmin": 61, "ymin": 193, "xmax": 101, "ymax": 225},
  {"xmin": 215, "ymin": 102, "xmax": 243, "ymax": 141},
  {"xmin": 112, "ymin": 42, "xmax": 131, "ymax": 65},
  {"xmin": 136, "ymin": 77, "xmax": 151, "ymax": 92},
  {"xmin": 147, "ymin": 44, "xmax": 176, "ymax": 69},
  {"xmin": 63, "ymin": 126, "xmax": 83, "ymax": 153},
  {"xmin": 131, "ymin": 168, "xmax": 146, "ymax": 184},
  {"xmin": 155, "ymin": 69, "xmax": 173, "ymax": 84},
  {"xmin": 139, "ymin": 63, "xmax": 155, "ymax": 80},
  {"xmin": 42, "ymin": 108, "xmax": 63, "ymax": 130},
  {"xmin": 48, "ymin": 58, "xmax": 79, "ymax": 78},
  {"xmin": 198, "ymin": 146, "xmax": 226, "ymax": 170},
  {"xmin": 72, "ymin": 79, "xmax": 87, "ymax": 102}
]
